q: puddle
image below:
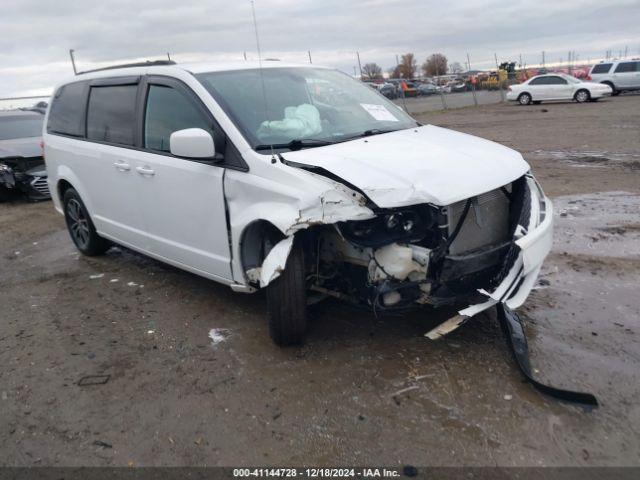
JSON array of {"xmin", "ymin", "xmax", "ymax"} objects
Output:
[
  {"xmin": 553, "ymin": 191, "xmax": 640, "ymax": 258},
  {"xmin": 532, "ymin": 149, "xmax": 640, "ymax": 169}
]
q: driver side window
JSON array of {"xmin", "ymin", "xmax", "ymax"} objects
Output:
[{"xmin": 144, "ymin": 85, "xmax": 213, "ymax": 152}]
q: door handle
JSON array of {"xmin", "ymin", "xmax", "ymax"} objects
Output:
[
  {"xmin": 136, "ymin": 166, "xmax": 155, "ymax": 176},
  {"xmin": 114, "ymin": 161, "xmax": 131, "ymax": 171}
]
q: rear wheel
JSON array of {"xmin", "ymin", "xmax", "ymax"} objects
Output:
[
  {"xmin": 266, "ymin": 240, "xmax": 307, "ymax": 346},
  {"xmin": 574, "ymin": 89, "xmax": 590, "ymax": 103},
  {"xmin": 518, "ymin": 93, "xmax": 532, "ymax": 105},
  {"xmin": 63, "ymin": 188, "xmax": 110, "ymax": 256}
]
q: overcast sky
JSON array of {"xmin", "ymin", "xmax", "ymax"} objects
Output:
[{"xmin": 1, "ymin": 0, "xmax": 639, "ymax": 100}]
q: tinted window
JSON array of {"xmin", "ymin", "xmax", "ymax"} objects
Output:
[
  {"xmin": 86, "ymin": 85, "xmax": 137, "ymax": 145},
  {"xmin": 529, "ymin": 77, "xmax": 546, "ymax": 85},
  {"xmin": 591, "ymin": 63, "xmax": 612, "ymax": 74},
  {"xmin": 0, "ymin": 115, "xmax": 44, "ymax": 140},
  {"xmin": 546, "ymin": 76, "xmax": 567, "ymax": 85},
  {"xmin": 144, "ymin": 85, "xmax": 212, "ymax": 152},
  {"xmin": 614, "ymin": 62, "xmax": 638, "ymax": 73},
  {"xmin": 47, "ymin": 81, "xmax": 87, "ymax": 136}
]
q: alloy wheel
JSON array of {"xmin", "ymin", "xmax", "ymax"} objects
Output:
[
  {"xmin": 576, "ymin": 90, "xmax": 589, "ymax": 103},
  {"xmin": 66, "ymin": 198, "xmax": 90, "ymax": 249}
]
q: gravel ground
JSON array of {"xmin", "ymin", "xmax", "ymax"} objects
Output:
[{"xmin": 1, "ymin": 95, "xmax": 639, "ymax": 467}]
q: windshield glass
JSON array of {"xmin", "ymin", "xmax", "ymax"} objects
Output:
[
  {"xmin": 196, "ymin": 67, "xmax": 417, "ymax": 151},
  {"xmin": 0, "ymin": 115, "xmax": 43, "ymax": 141}
]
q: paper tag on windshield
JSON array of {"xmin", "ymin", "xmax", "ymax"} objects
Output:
[{"xmin": 360, "ymin": 103, "xmax": 399, "ymax": 122}]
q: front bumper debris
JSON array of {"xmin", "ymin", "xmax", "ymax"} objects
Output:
[
  {"xmin": 425, "ymin": 175, "xmax": 553, "ymax": 339},
  {"xmin": 498, "ymin": 304, "xmax": 598, "ymax": 407}
]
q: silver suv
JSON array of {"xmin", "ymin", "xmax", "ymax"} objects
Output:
[{"xmin": 589, "ymin": 60, "xmax": 640, "ymax": 95}]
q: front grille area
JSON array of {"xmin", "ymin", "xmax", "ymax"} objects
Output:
[
  {"xmin": 447, "ymin": 186, "xmax": 511, "ymax": 255},
  {"xmin": 30, "ymin": 176, "xmax": 50, "ymax": 196}
]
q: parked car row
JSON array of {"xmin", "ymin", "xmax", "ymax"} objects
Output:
[{"xmin": 374, "ymin": 79, "xmax": 467, "ymax": 100}]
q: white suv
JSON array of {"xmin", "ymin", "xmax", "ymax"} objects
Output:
[
  {"xmin": 44, "ymin": 60, "xmax": 553, "ymax": 345},
  {"xmin": 589, "ymin": 60, "xmax": 640, "ymax": 95}
]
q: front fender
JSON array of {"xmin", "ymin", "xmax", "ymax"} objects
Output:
[{"xmin": 224, "ymin": 167, "xmax": 374, "ymax": 286}]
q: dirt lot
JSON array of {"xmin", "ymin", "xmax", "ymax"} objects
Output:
[{"xmin": 1, "ymin": 95, "xmax": 639, "ymax": 468}]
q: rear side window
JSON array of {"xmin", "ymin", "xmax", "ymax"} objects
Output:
[
  {"xmin": 47, "ymin": 82, "xmax": 87, "ymax": 136},
  {"xmin": 546, "ymin": 76, "xmax": 567, "ymax": 85},
  {"xmin": 86, "ymin": 85, "xmax": 138, "ymax": 146},
  {"xmin": 591, "ymin": 63, "xmax": 612, "ymax": 74},
  {"xmin": 614, "ymin": 62, "xmax": 638, "ymax": 73},
  {"xmin": 144, "ymin": 85, "xmax": 213, "ymax": 152}
]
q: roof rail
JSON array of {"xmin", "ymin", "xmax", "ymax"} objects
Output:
[{"xmin": 77, "ymin": 60, "xmax": 176, "ymax": 75}]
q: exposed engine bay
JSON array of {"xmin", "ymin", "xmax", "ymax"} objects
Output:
[{"xmin": 303, "ymin": 175, "xmax": 530, "ymax": 317}]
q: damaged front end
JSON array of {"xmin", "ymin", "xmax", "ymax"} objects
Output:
[
  {"xmin": 294, "ymin": 173, "xmax": 553, "ymax": 338},
  {"xmin": 0, "ymin": 157, "xmax": 50, "ymax": 201}
]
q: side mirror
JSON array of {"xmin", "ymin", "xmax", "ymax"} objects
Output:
[{"xmin": 169, "ymin": 128, "xmax": 216, "ymax": 159}]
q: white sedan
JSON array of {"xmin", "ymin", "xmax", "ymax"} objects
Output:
[{"xmin": 507, "ymin": 73, "xmax": 612, "ymax": 105}]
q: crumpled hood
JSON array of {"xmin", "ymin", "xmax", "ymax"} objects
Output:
[
  {"xmin": 282, "ymin": 125, "xmax": 530, "ymax": 207},
  {"xmin": 0, "ymin": 137, "xmax": 42, "ymax": 159}
]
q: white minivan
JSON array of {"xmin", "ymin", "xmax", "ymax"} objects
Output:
[{"xmin": 44, "ymin": 60, "xmax": 553, "ymax": 345}]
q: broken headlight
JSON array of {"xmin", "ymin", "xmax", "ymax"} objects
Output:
[{"xmin": 338, "ymin": 205, "xmax": 440, "ymax": 248}]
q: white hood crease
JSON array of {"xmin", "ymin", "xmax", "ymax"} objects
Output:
[{"xmin": 283, "ymin": 124, "xmax": 530, "ymax": 208}]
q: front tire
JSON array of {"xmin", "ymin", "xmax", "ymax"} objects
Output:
[
  {"xmin": 266, "ymin": 241, "xmax": 307, "ymax": 346},
  {"xmin": 63, "ymin": 188, "xmax": 110, "ymax": 256},
  {"xmin": 518, "ymin": 93, "xmax": 532, "ymax": 105},
  {"xmin": 574, "ymin": 89, "xmax": 590, "ymax": 103}
]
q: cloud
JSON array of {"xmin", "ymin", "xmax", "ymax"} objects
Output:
[{"xmin": 0, "ymin": 0, "xmax": 638, "ymax": 99}]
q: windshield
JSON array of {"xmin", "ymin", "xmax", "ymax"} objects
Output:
[
  {"xmin": 0, "ymin": 115, "xmax": 44, "ymax": 141},
  {"xmin": 196, "ymin": 67, "xmax": 417, "ymax": 151}
]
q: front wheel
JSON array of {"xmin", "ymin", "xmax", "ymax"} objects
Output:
[
  {"xmin": 266, "ymin": 240, "xmax": 308, "ymax": 346},
  {"xmin": 574, "ymin": 89, "xmax": 590, "ymax": 103},
  {"xmin": 63, "ymin": 188, "xmax": 110, "ymax": 256},
  {"xmin": 518, "ymin": 93, "xmax": 532, "ymax": 105}
]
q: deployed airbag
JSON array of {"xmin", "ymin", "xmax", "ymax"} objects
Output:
[{"xmin": 258, "ymin": 104, "xmax": 322, "ymax": 141}]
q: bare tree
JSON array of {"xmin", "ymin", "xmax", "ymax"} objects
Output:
[
  {"xmin": 362, "ymin": 62, "xmax": 383, "ymax": 80},
  {"xmin": 422, "ymin": 53, "xmax": 448, "ymax": 76},
  {"xmin": 449, "ymin": 61, "xmax": 463, "ymax": 74},
  {"xmin": 398, "ymin": 53, "xmax": 417, "ymax": 79}
]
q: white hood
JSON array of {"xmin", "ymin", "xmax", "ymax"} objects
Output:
[{"xmin": 282, "ymin": 125, "xmax": 530, "ymax": 207}]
